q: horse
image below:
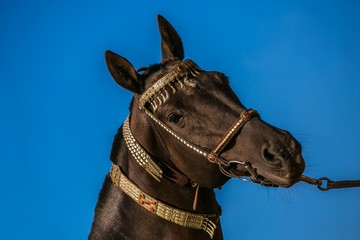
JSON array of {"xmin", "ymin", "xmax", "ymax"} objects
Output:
[{"xmin": 89, "ymin": 15, "xmax": 305, "ymax": 240}]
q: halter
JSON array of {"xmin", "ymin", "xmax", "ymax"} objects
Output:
[
  {"xmin": 138, "ymin": 59, "xmax": 259, "ymax": 181},
  {"xmin": 114, "ymin": 59, "xmax": 360, "ymax": 239},
  {"xmin": 135, "ymin": 59, "xmax": 360, "ymax": 191},
  {"xmin": 114, "ymin": 59, "xmax": 261, "ymax": 239}
]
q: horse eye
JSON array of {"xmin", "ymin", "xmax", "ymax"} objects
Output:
[{"xmin": 168, "ymin": 113, "xmax": 183, "ymax": 124}]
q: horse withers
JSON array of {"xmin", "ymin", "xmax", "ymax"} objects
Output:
[{"xmin": 89, "ymin": 15, "xmax": 305, "ymax": 240}]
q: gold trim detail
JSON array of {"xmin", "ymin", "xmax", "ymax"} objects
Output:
[
  {"xmin": 110, "ymin": 163, "xmax": 218, "ymax": 239},
  {"xmin": 211, "ymin": 109, "xmax": 259, "ymax": 157},
  {"xmin": 139, "ymin": 59, "xmax": 202, "ymax": 111}
]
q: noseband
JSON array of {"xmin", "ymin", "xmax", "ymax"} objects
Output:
[{"xmin": 138, "ymin": 59, "xmax": 260, "ymax": 182}]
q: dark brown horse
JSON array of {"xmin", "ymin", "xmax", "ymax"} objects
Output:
[{"xmin": 89, "ymin": 15, "xmax": 305, "ymax": 240}]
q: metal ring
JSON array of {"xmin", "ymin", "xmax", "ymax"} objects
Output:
[{"xmin": 317, "ymin": 177, "xmax": 331, "ymax": 191}]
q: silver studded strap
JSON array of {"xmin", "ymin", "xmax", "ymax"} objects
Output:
[
  {"xmin": 144, "ymin": 108, "xmax": 209, "ymax": 159},
  {"xmin": 143, "ymin": 108, "xmax": 259, "ymax": 165},
  {"xmin": 123, "ymin": 116, "xmax": 163, "ymax": 182}
]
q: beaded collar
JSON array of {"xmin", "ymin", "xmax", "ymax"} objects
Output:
[
  {"xmin": 110, "ymin": 163, "xmax": 218, "ymax": 239},
  {"xmin": 122, "ymin": 115, "xmax": 163, "ymax": 182}
]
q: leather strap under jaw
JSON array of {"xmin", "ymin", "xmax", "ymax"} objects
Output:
[{"xmin": 110, "ymin": 163, "xmax": 219, "ymax": 239}]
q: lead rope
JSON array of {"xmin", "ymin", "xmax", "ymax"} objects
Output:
[{"xmin": 299, "ymin": 175, "xmax": 360, "ymax": 191}]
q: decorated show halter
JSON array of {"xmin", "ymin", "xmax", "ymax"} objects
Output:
[
  {"xmin": 110, "ymin": 59, "xmax": 360, "ymax": 239},
  {"xmin": 137, "ymin": 59, "xmax": 261, "ymax": 178}
]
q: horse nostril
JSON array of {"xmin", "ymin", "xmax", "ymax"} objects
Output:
[
  {"xmin": 262, "ymin": 145, "xmax": 284, "ymax": 164},
  {"xmin": 263, "ymin": 147, "xmax": 275, "ymax": 162},
  {"xmin": 262, "ymin": 145, "xmax": 284, "ymax": 167}
]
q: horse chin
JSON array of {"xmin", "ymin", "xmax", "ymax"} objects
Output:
[
  {"xmin": 230, "ymin": 164, "xmax": 292, "ymax": 187},
  {"xmin": 248, "ymin": 155, "xmax": 305, "ymax": 188},
  {"xmin": 256, "ymin": 169, "xmax": 298, "ymax": 188},
  {"xmin": 253, "ymin": 165, "xmax": 306, "ymax": 188}
]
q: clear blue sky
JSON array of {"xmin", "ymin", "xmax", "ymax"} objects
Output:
[{"xmin": 1, "ymin": 1, "xmax": 360, "ymax": 239}]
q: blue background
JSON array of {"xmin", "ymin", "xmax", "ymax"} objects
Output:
[{"xmin": 1, "ymin": 1, "xmax": 360, "ymax": 239}]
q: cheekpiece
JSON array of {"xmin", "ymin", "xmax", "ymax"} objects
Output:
[{"xmin": 139, "ymin": 59, "xmax": 202, "ymax": 111}]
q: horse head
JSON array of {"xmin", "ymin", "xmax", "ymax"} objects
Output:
[{"xmin": 104, "ymin": 15, "xmax": 305, "ymax": 190}]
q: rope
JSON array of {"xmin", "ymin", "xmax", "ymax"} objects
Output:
[{"xmin": 299, "ymin": 175, "xmax": 360, "ymax": 191}]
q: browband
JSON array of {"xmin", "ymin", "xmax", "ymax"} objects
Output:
[{"xmin": 139, "ymin": 59, "xmax": 202, "ymax": 110}]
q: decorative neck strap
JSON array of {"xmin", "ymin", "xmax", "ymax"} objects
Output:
[
  {"xmin": 122, "ymin": 116, "xmax": 163, "ymax": 182},
  {"xmin": 110, "ymin": 163, "xmax": 218, "ymax": 239}
]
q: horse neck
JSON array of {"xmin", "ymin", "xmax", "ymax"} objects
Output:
[{"xmin": 112, "ymin": 108, "xmax": 220, "ymax": 214}]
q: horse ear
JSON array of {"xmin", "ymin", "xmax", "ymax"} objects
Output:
[
  {"xmin": 157, "ymin": 15, "xmax": 184, "ymax": 63},
  {"xmin": 105, "ymin": 50, "xmax": 142, "ymax": 93}
]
